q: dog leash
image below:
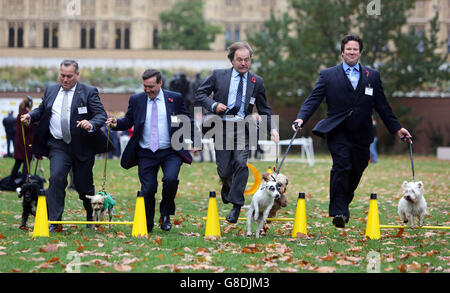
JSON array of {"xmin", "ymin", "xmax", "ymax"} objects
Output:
[
  {"xmin": 275, "ymin": 122, "xmax": 301, "ymax": 176},
  {"xmin": 20, "ymin": 120, "xmax": 31, "ymax": 182},
  {"xmin": 100, "ymin": 125, "xmax": 111, "ymax": 193},
  {"xmin": 402, "ymin": 135, "xmax": 415, "ymax": 181}
]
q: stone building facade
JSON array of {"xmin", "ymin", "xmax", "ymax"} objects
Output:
[
  {"xmin": 0, "ymin": 0, "xmax": 286, "ymax": 51},
  {"xmin": 1, "ymin": 0, "xmax": 448, "ymax": 53}
]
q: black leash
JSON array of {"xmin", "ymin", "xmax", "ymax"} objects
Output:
[
  {"xmin": 402, "ymin": 136, "xmax": 415, "ymax": 181},
  {"xmin": 275, "ymin": 122, "xmax": 301, "ymax": 175}
]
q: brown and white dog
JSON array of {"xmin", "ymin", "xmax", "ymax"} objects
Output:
[
  {"xmin": 85, "ymin": 192, "xmax": 116, "ymax": 229},
  {"xmin": 262, "ymin": 172, "xmax": 289, "ymax": 220}
]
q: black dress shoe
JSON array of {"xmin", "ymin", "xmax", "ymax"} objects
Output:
[
  {"xmin": 160, "ymin": 215, "xmax": 171, "ymax": 231},
  {"xmin": 226, "ymin": 205, "xmax": 241, "ymax": 224},
  {"xmin": 332, "ymin": 215, "xmax": 346, "ymax": 228},
  {"xmin": 49, "ymin": 224, "xmax": 62, "ymax": 233}
]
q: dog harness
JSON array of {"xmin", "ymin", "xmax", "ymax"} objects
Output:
[{"xmin": 97, "ymin": 191, "xmax": 116, "ymax": 211}]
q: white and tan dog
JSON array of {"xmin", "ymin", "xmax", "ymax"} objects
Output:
[
  {"xmin": 244, "ymin": 181, "xmax": 281, "ymax": 238},
  {"xmin": 398, "ymin": 181, "xmax": 427, "ymax": 229},
  {"xmin": 85, "ymin": 192, "xmax": 116, "ymax": 228}
]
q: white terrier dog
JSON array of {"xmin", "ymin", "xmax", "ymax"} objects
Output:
[
  {"xmin": 244, "ymin": 181, "xmax": 281, "ymax": 238},
  {"xmin": 398, "ymin": 181, "xmax": 427, "ymax": 229}
]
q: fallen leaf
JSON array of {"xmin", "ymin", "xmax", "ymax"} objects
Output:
[
  {"xmin": 315, "ymin": 266, "xmax": 336, "ymax": 273},
  {"xmin": 153, "ymin": 236, "xmax": 162, "ymax": 245},
  {"xmin": 395, "ymin": 228, "xmax": 404, "ymax": 237},
  {"xmin": 114, "ymin": 264, "xmax": 133, "ymax": 272},
  {"xmin": 76, "ymin": 240, "xmax": 85, "ymax": 252},
  {"xmin": 121, "ymin": 257, "xmax": 139, "ymax": 265},
  {"xmin": 347, "ymin": 246, "xmax": 362, "ymax": 252},
  {"xmin": 39, "ymin": 243, "xmax": 59, "ymax": 253}
]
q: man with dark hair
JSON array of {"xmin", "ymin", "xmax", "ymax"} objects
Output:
[
  {"xmin": 21, "ymin": 59, "xmax": 107, "ymax": 232},
  {"xmin": 107, "ymin": 69, "xmax": 193, "ymax": 233},
  {"xmin": 195, "ymin": 41, "xmax": 279, "ymax": 224},
  {"xmin": 293, "ymin": 34, "xmax": 412, "ymax": 228}
]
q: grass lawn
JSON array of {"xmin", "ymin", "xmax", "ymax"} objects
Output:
[{"xmin": 0, "ymin": 153, "xmax": 448, "ymax": 274}]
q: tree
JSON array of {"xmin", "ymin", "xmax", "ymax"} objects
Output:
[{"xmin": 158, "ymin": 0, "xmax": 221, "ymax": 50}]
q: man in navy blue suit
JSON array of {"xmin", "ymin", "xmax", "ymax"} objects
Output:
[
  {"xmin": 293, "ymin": 34, "xmax": 412, "ymax": 228},
  {"xmin": 107, "ymin": 69, "xmax": 193, "ymax": 233}
]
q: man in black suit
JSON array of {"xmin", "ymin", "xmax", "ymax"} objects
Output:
[
  {"xmin": 107, "ymin": 69, "xmax": 193, "ymax": 233},
  {"xmin": 195, "ymin": 41, "xmax": 279, "ymax": 223},
  {"xmin": 22, "ymin": 59, "xmax": 107, "ymax": 232},
  {"xmin": 3, "ymin": 110, "xmax": 16, "ymax": 157},
  {"xmin": 293, "ymin": 34, "xmax": 412, "ymax": 228}
]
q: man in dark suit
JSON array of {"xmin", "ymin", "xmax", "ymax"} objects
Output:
[
  {"xmin": 195, "ymin": 41, "xmax": 279, "ymax": 223},
  {"xmin": 3, "ymin": 110, "xmax": 16, "ymax": 157},
  {"xmin": 293, "ymin": 34, "xmax": 412, "ymax": 228},
  {"xmin": 107, "ymin": 69, "xmax": 193, "ymax": 233},
  {"xmin": 22, "ymin": 59, "xmax": 107, "ymax": 232}
]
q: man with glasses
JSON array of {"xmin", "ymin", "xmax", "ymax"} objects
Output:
[{"xmin": 195, "ymin": 42, "xmax": 279, "ymax": 224}]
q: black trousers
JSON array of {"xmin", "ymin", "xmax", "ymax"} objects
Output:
[
  {"xmin": 137, "ymin": 147, "xmax": 182, "ymax": 229},
  {"xmin": 326, "ymin": 123, "xmax": 370, "ymax": 221},
  {"xmin": 46, "ymin": 138, "xmax": 95, "ymax": 221},
  {"xmin": 214, "ymin": 121, "xmax": 249, "ymax": 207}
]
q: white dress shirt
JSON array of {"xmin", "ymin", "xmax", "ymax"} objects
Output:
[
  {"xmin": 50, "ymin": 84, "xmax": 76, "ymax": 140},
  {"xmin": 139, "ymin": 90, "xmax": 171, "ymax": 150},
  {"xmin": 226, "ymin": 68, "xmax": 247, "ymax": 118}
]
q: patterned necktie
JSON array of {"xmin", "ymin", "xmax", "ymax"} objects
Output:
[
  {"xmin": 149, "ymin": 98, "xmax": 158, "ymax": 152},
  {"xmin": 61, "ymin": 90, "xmax": 71, "ymax": 144},
  {"xmin": 229, "ymin": 73, "xmax": 244, "ymax": 115}
]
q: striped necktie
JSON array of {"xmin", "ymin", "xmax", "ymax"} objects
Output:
[{"xmin": 229, "ymin": 73, "xmax": 244, "ymax": 115}]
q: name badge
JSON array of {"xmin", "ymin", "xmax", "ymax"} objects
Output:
[
  {"xmin": 171, "ymin": 115, "xmax": 179, "ymax": 124},
  {"xmin": 78, "ymin": 106, "xmax": 87, "ymax": 114},
  {"xmin": 365, "ymin": 87, "xmax": 373, "ymax": 96},
  {"xmin": 249, "ymin": 97, "xmax": 256, "ymax": 105}
]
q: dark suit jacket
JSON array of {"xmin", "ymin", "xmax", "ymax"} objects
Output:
[
  {"xmin": 115, "ymin": 90, "xmax": 193, "ymax": 169},
  {"xmin": 195, "ymin": 67, "xmax": 275, "ymax": 133},
  {"xmin": 297, "ymin": 63, "xmax": 402, "ymax": 145},
  {"xmin": 29, "ymin": 82, "xmax": 107, "ymax": 160}
]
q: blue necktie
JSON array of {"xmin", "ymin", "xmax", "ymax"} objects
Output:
[
  {"xmin": 229, "ymin": 73, "xmax": 243, "ymax": 115},
  {"xmin": 348, "ymin": 67, "xmax": 358, "ymax": 90}
]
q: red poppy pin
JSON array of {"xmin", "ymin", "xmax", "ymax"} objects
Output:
[
  {"xmin": 251, "ymin": 77, "xmax": 256, "ymax": 83},
  {"xmin": 168, "ymin": 97, "xmax": 173, "ymax": 103},
  {"xmin": 365, "ymin": 70, "xmax": 369, "ymax": 78}
]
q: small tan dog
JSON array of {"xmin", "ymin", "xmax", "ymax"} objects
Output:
[
  {"xmin": 262, "ymin": 172, "xmax": 289, "ymax": 220},
  {"xmin": 85, "ymin": 192, "xmax": 116, "ymax": 229}
]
